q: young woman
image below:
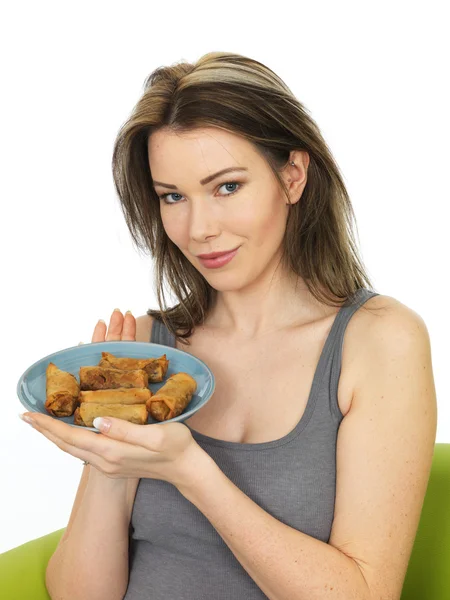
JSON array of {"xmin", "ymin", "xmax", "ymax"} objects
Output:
[{"xmin": 22, "ymin": 51, "xmax": 437, "ymax": 600}]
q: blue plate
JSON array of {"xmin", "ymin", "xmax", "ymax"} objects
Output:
[{"xmin": 17, "ymin": 341, "xmax": 215, "ymax": 431}]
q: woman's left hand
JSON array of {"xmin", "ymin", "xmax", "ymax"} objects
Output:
[{"xmin": 20, "ymin": 412, "xmax": 207, "ymax": 491}]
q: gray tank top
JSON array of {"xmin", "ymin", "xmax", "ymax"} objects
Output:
[{"xmin": 124, "ymin": 288, "xmax": 379, "ymax": 600}]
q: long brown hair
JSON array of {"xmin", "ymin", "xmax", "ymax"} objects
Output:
[{"xmin": 112, "ymin": 51, "xmax": 379, "ymax": 344}]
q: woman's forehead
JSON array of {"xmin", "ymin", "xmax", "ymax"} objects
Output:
[
  {"xmin": 148, "ymin": 126, "xmax": 253, "ymax": 156},
  {"xmin": 148, "ymin": 128, "xmax": 260, "ymax": 179}
]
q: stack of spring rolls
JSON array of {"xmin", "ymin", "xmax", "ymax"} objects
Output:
[{"xmin": 45, "ymin": 352, "xmax": 197, "ymax": 426}]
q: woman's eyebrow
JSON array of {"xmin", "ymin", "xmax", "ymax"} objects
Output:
[{"xmin": 152, "ymin": 167, "xmax": 249, "ymax": 190}]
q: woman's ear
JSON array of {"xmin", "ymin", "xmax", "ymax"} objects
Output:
[{"xmin": 284, "ymin": 151, "xmax": 309, "ymax": 205}]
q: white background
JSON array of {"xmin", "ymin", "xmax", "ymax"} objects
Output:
[{"xmin": 1, "ymin": 1, "xmax": 448, "ymax": 554}]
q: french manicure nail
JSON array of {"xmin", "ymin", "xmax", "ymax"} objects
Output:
[
  {"xmin": 19, "ymin": 413, "xmax": 34, "ymax": 426},
  {"xmin": 113, "ymin": 308, "xmax": 121, "ymax": 312},
  {"xmin": 98, "ymin": 319, "xmax": 106, "ymax": 324},
  {"xmin": 93, "ymin": 417, "xmax": 111, "ymax": 432},
  {"xmin": 125, "ymin": 310, "xmax": 132, "ymax": 315}
]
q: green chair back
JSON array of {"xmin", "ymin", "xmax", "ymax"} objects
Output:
[
  {"xmin": 0, "ymin": 528, "xmax": 64, "ymax": 599},
  {"xmin": 401, "ymin": 443, "xmax": 450, "ymax": 599}
]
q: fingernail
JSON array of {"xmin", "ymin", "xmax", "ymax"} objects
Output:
[
  {"xmin": 113, "ymin": 308, "xmax": 121, "ymax": 313},
  {"xmin": 125, "ymin": 310, "xmax": 132, "ymax": 315},
  {"xmin": 19, "ymin": 413, "xmax": 34, "ymax": 426},
  {"xmin": 98, "ymin": 319, "xmax": 106, "ymax": 324},
  {"xmin": 93, "ymin": 417, "xmax": 111, "ymax": 432}
]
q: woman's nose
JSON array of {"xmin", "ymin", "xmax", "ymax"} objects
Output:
[{"xmin": 188, "ymin": 199, "xmax": 221, "ymax": 243}]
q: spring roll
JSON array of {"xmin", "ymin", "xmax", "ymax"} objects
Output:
[
  {"xmin": 74, "ymin": 403, "xmax": 148, "ymax": 427},
  {"xmin": 79, "ymin": 366, "xmax": 148, "ymax": 390},
  {"xmin": 45, "ymin": 362, "xmax": 80, "ymax": 417},
  {"xmin": 79, "ymin": 387, "xmax": 152, "ymax": 405},
  {"xmin": 146, "ymin": 372, "xmax": 197, "ymax": 421},
  {"xmin": 98, "ymin": 352, "xmax": 169, "ymax": 383}
]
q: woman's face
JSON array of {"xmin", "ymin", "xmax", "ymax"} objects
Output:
[{"xmin": 148, "ymin": 126, "xmax": 306, "ymax": 292}]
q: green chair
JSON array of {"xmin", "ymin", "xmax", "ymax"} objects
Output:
[{"xmin": 1, "ymin": 444, "xmax": 449, "ymax": 600}]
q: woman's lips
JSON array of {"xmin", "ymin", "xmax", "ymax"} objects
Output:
[{"xmin": 198, "ymin": 247, "xmax": 240, "ymax": 269}]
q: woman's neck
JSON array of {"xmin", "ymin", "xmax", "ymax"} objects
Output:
[{"xmin": 204, "ymin": 268, "xmax": 328, "ymax": 341}]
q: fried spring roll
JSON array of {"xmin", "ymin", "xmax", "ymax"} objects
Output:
[
  {"xmin": 146, "ymin": 372, "xmax": 197, "ymax": 421},
  {"xmin": 79, "ymin": 366, "xmax": 148, "ymax": 390},
  {"xmin": 74, "ymin": 403, "xmax": 148, "ymax": 427},
  {"xmin": 45, "ymin": 362, "xmax": 80, "ymax": 417},
  {"xmin": 79, "ymin": 387, "xmax": 152, "ymax": 405},
  {"xmin": 98, "ymin": 352, "xmax": 169, "ymax": 383}
]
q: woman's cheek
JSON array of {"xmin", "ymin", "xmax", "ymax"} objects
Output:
[
  {"xmin": 234, "ymin": 201, "xmax": 283, "ymax": 249},
  {"xmin": 225, "ymin": 201, "xmax": 255, "ymax": 233},
  {"xmin": 160, "ymin": 207, "xmax": 189, "ymax": 247}
]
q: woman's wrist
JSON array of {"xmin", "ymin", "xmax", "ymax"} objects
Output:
[
  {"xmin": 87, "ymin": 465, "xmax": 131, "ymax": 490},
  {"xmin": 174, "ymin": 442, "xmax": 218, "ymax": 498}
]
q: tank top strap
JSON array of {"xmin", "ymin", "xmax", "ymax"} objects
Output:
[
  {"xmin": 327, "ymin": 287, "xmax": 380, "ymax": 420},
  {"xmin": 150, "ymin": 318, "xmax": 177, "ymax": 348},
  {"xmin": 333, "ymin": 287, "xmax": 380, "ymax": 338}
]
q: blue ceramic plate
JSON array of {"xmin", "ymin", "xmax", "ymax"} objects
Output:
[{"xmin": 17, "ymin": 341, "xmax": 215, "ymax": 431}]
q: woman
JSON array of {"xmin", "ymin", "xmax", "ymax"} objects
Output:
[{"xmin": 21, "ymin": 51, "xmax": 437, "ymax": 600}]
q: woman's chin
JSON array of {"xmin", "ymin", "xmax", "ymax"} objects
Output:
[{"xmin": 202, "ymin": 271, "xmax": 250, "ymax": 293}]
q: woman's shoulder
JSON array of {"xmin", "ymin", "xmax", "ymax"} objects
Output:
[
  {"xmin": 345, "ymin": 293, "xmax": 430, "ymax": 401},
  {"xmin": 350, "ymin": 292, "xmax": 427, "ymax": 337}
]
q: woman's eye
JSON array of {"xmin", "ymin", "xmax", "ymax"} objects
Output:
[
  {"xmin": 218, "ymin": 182, "xmax": 240, "ymax": 195},
  {"xmin": 159, "ymin": 192, "xmax": 183, "ymax": 204},
  {"xmin": 159, "ymin": 181, "xmax": 242, "ymax": 204}
]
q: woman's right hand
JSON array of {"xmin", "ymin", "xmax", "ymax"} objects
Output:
[{"xmin": 80, "ymin": 308, "xmax": 136, "ymax": 345}]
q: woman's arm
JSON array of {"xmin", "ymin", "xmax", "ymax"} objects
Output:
[
  {"xmin": 46, "ymin": 468, "xmax": 139, "ymax": 600},
  {"xmin": 177, "ymin": 304, "xmax": 437, "ymax": 600}
]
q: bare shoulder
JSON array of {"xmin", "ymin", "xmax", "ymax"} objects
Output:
[
  {"xmin": 343, "ymin": 293, "xmax": 431, "ymax": 408},
  {"xmin": 359, "ymin": 292, "xmax": 431, "ymax": 352},
  {"xmin": 135, "ymin": 314, "xmax": 154, "ymax": 343},
  {"xmin": 348, "ymin": 292, "xmax": 426, "ymax": 332}
]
